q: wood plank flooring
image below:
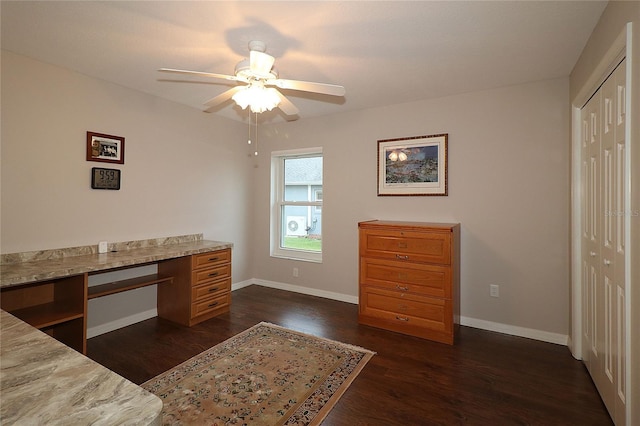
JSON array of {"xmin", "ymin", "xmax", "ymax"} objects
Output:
[{"xmin": 87, "ymin": 285, "xmax": 612, "ymax": 425}]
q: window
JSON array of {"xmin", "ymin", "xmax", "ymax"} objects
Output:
[{"xmin": 271, "ymin": 147, "xmax": 322, "ymax": 262}]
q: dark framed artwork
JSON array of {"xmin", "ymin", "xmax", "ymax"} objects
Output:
[
  {"xmin": 377, "ymin": 133, "xmax": 448, "ymax": 196},
  {"xmin": 86, "ymin": 131, "xmax": 125, "ymax": 164}
]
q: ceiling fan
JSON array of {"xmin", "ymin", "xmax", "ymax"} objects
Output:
[{"xmin": 158, "ymin": 40, "xmax": 345, "ymax": 119}]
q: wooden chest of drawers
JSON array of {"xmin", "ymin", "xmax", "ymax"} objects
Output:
[
  {"xmin": 157, "ymin": 248, "xmax": 231, "ymax": 326},
  {"xmin": 358, "ymin": 220, "xmax": 460, "ymax": 344}
]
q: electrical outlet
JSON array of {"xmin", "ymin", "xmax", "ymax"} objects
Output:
[
  {"xmin": 293, "ymin": 267, "xmax": 299, "ymax": 277},
  {"xmin": 98, "ymin": 241, "xmax": 108, "ymax": 254},
  {"xmin": 490, "ymin": 284, "xmax": 500, "ymax": 298}
]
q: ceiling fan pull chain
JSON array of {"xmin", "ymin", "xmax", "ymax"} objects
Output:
[
  {"xmin": 247, "ymin": 108, "xmax": 252, "ymax": 145},
  {"xmin": 254, "ymin": 111, "xmax": 259, "ymax": 156}
]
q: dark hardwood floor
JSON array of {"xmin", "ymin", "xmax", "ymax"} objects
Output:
[{"xmin": 87, "ymin": 285, "xmax": 612, "ymax": 425}]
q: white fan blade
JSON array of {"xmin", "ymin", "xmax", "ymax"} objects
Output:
[
  {"xmin": 250, "ymin": 51, "xmax": 275, "ymax": 76},
  {"xmin": 267, "ymin": 78, "xmax": 345, "ymax": 96},
  {"xmin": 275, "ymin": 91, "xmax": 299, "ymax": 116},
  {"xmin": 203, "ymin": 86, "xmax": 244, "ymax": 112},
  {"xmin": 159, "ymin": 68, "xmax": 243, "ymax": 82}
]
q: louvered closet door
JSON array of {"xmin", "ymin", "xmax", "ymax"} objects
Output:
[{"xmin": 581, "ymin": 58, "xmax": 626, "ymax": 425}]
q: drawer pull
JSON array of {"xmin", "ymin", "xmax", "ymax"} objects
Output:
[
  {"xmin": 396, "ymin": 285, "xmax": 409, "ymax": 291},
  {"xmin": 208, "ymin": 287, "xmax": 219, "ymax": 292},
  {"xmin": 208, "ymin": 302, "xmax": 219, "ymax": 308},
  {"xmin": 396, "ymin": 254, "xmax": 409, "ymax": 260},
  {"xmin": 208, "ymin": 257, "xmax": 219, "ymax": 261},
  {"xmin": 208, "ymin": 272, "xmax": 219, "ymax": 277},
  {"xmin": 395, "ymin": 315, "xmax": 409, "ymax": 322}
]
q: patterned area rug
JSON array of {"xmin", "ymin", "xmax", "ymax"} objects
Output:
[{"xmin": 142, "ymin": 322, "xmax": 375, "ymax": 425}]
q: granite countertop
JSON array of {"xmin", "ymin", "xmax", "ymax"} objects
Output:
[
  {"xmin": 0, "ymin": 310, "xmax": 163, "ymax": 425},
  {"xmin": 1, "ymin": 238, "xmax": 232, "ymax": 288}
]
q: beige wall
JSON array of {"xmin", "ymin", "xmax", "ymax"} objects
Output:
[
  {"xmin": 255, "ymin": 77, "xmax": 571, "ymax": 337},
  {"xmin": 2, "ymin": 51, "xmax": 573, "ymax": 340},
  {"xmin": 1, "ymin": 51, "xmax": 254, "ymax": 325},
  {"xmin": 570, "ymin": 0, "xmax": 640, "ymax": 421}
]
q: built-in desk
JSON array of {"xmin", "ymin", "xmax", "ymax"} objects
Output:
[
  {"xmin": 0, "ymin": 235, "xmax": 233, "ymax": 425},
  {"xmin": 0, "ymin": 234, "xmax": 233, "ymax": 354},
  {"xmin": 1, "ymin": 310, "xmax": 163, "ymax": 425}
]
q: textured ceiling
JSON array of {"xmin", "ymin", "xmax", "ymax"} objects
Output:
[{"xmin": 1, "ymin": 1, "xmax": 607, "ymax": 123}]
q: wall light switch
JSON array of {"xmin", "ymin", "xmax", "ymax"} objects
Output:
[
  {"xmin": 98, "ymin": 241, "xmax": 108, "ymax": 254},
  {"xmin": 490, "ymin": 284, "xmax": 500, "ymax": 298}
]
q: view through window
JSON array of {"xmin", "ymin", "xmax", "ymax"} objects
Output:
[{"xmin": 271, "ymin": 148, "xmax": 322, "ymax": 262}]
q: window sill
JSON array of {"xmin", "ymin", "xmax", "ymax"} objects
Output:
[{"xmin": 270, "ymin": 249, "xmax": 322, "ymax": 263}]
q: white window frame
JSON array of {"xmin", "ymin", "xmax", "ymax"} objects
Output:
[
  {"xmin": 270, "ymin": 147, "xmax": 323, "ymax": 263},
  {"xmin": 314, "ymin": 189, "xmax": 323, "ymax": 213}
]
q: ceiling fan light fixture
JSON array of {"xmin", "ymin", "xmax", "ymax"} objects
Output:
[{"xmin": 232, "ymin": 84, "xmax": 281, "ymax": 113}]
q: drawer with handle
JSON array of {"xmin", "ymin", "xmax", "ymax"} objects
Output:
[
  {"xmin": 192, "ymin": 264, "xmax": 231, "ymax": 286},
  {"xmin": 360, "ymin": 230, "xmax": 451, "ymax": 264},
  {"xmin": 192, "ymin": 249, "xmax": 231, "ymax": 270},
  {"xmin": 359, "ymin": 287, "xmax": 451, "ymax": 333},
  {"xmin": 360, "ymin": 257, "xmax": 450, "ymax": 298},
  {"xmin": 192, "ymin": 278, "xmax": 231, "ymax": 302},
  {"xmin": 191, "ymin": 293, "xmax": 231, "ymax": 318}
]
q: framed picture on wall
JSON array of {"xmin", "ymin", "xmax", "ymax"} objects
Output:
[
  {"xmin": 86, "ymin": 131, "xmax": 125, "ymax": 164},
  {"xmin": 377, "ymin": 133, "xmax": 448, "ymax": 196}
]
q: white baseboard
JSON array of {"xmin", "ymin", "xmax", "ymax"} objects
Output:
[
  {"xmin": 242, "ymin": 279, "xmax": 568, "ymax": 346},
  {"xmin": 231, "ymin": 278, "xmax": 255, "ymax": 291},
  {"xmin": 249, "ymin": 279, "xmax": 359, "ymax": 304},
  {"xmin": 87, "ymin": 279, "xmax": 568, "ymax": 346},
  {"xmin": 460, "ymin": 316, "xmax": 568, "ymax": 345},
  {"xmin": 87, "ymin": 308, "xmax": 157, "ymax": 339}
]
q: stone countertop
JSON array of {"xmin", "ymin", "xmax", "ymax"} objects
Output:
[
  {"xmin": 0, "ymin": 239, "xmax": 232, "ymax": 288},
  {"xmin": 0, "ymin": 310, "xmax": 163, "ymax": 425}
]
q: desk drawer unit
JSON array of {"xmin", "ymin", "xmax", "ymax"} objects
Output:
[
  {"xmin": 358, "ymin": 221, "xmax": 460, "ymax": 344},
  {"xmin": 158, "ymin": 248, "xmax": 232, "ymax": 327}
]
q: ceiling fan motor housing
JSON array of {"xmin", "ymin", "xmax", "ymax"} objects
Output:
[
  {"xmin": 248, "ymin": 40, "xmax": 267, "ymax": 53},
  {"xmin": 235, "ymin": 59, "xmax": 278, "ymax": 80}
]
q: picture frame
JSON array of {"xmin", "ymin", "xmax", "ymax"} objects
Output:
[
  {"xmin": 86, "ymin": 131, "xmax": 125, "ymax": 164},
  {"xmin": 377, "ymin": 133, "xmax": 448, "ymax": 196}
]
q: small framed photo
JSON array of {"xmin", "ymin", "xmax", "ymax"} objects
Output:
[
  {"xmin": 91, "ymin": 167, "xmax": 121, "ymax": 190},
  {"xmin": 86, "ymin": 131, "xmax": 125, "ymax": 164},
  {"xmin": 377, "ymin": 133, "xmax": 448, "ymax": 196}
]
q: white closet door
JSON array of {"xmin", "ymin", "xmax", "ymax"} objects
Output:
[
  {"xmin": 612, "ymin": 59, "xmax": 626, "ymax": 426},
  {"xmin": 581, "ymin": 58, "xmax": 626, "ymax": 425},
  {"xmin": 582, "ymin": 89, "xmax": 601, "ymax": 382},
  {"xmin": 600, "ymin": 61, "xmax": 617, "ymax": 414}
]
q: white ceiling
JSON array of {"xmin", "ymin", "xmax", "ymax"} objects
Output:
[{"xmin": 1, "ymin": 1, "xmax": 607, "ymax": 123}]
